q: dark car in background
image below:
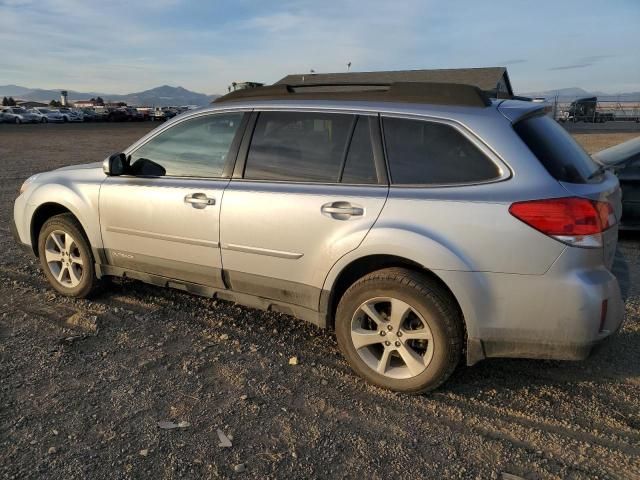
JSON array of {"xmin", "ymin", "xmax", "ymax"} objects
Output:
[
  {"xmin": 106, "ymin": 108, "xmax": 131, "ymax": 122},
  {"xmin": 594, "ymin": 136, "xmax": 640, "ymax": 230}
]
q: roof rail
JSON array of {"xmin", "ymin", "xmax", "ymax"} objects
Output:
[{"xmin": 213, "ymin": 82, "xmax": 492, "ymax": 107}]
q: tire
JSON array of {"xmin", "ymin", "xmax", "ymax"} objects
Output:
[
  {"xmin": 37, "ymin": 213, "xmax": 97, "ymax": 298},
  {"xmin": 15, "ymin": 117, "xmax": 21, "ymax": 124},
  {"xmin": 41, "ymin": 117, "xmax": 47, "ymax": 123},
  {"xmin": 336, "ymin": 268, "xmax": 463, "ymax": 393}
]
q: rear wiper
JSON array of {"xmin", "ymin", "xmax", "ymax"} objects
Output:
[{"xmin": 587, "ymin": 164, "xmax": 608, "ymax": 180}]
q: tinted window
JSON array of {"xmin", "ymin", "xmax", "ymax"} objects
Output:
[
  {"xmin": 244, "ymin": 111, "xmax": 353, "ymax": 182},
  {"xmin": 341, "ymin": 117, "xmax": 377, "ymax": 184},
  {"xmin": 383, "ymin": 117, "xmax": 500, "ymax": 185},
  {"xmin": 130, "ymin": 112, "xmax": 243, "ymax": 177},
  {"xmin": 514, "ymin": 114, "xmax": 599, "ymax": 183}
]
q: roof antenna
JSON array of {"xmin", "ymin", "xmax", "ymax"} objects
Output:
[{"xmin": 347, "ymin": 62, "xmax": 352, "ymax": 71}]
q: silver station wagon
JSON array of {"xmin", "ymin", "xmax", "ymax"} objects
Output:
[{"xmin": 12, "ymin": 82, "xmax": 624, "ymax": 392}]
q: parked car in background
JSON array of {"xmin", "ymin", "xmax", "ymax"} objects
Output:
[
  {"xmin": 27, "ymin": 108, "xmax": 47, "ymax": 123},
  {"xmin": 153, "ymin": 107, "xmax": 177, "ymax": 121},
  {"xmin": 58, "ymin": 108, "xmax": 84, "ymax": 123},
  {"xmin": 124, "ymin": 107, "xmax": 145, "ymax": 121},
  {"xmin": 106, "ymin": 108, "xmax": 130, "ymax": 122},
  {"xmin": 12, "ymin": 82, "xmax": 625, "ymax": 393},
  {"xmin": 30, "ymin": 107, "xmax": 65, "ymax": 123},
  {"xmin": 593, "ymin": 136, "xmax": 640, "ymax": 230},
  {"xmin": 79, "ymin": 109, "xmax": 101, "ymax": 122},
  {"xmin": 0, "ymin": 107, "xmax": 40, "ymax": 124}
]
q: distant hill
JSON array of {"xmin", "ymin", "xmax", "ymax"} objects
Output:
[
  {"xmin": 521, "ymin": 87, "xmax": 640, "ymax": 102},
  {"xmin": 0, "ymin": 84, "xmax": 220, "ymax": 106}
]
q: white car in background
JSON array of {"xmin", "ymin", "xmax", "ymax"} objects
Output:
[
  {"xmin": 30, "ymin": 107, "xmax": 65, "ymax": 123},
  {"xmin": 1, "ymin": 107, "xmax": 41, "ymax": 124}
]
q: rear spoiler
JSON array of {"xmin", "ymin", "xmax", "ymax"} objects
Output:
[
  {"xmin": 497, "ymin": 101, "xmax": 547, "ymax": 123},
  {"xmin": 592, "ymin": 136, "xmax": 640, "ymax": 167}
]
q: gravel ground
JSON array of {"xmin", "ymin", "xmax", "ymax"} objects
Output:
[{"xmin": 1, "ymin": 123, "xmax": 639, "ymax": 479}]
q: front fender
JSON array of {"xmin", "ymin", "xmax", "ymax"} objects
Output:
[{"xmin": 22, "ymin": 179, "xmax": 103, "ymax": 251}]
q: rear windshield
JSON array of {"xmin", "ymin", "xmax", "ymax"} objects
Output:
[{"xmin": 514, "ymin": 114, "xmax": 600, "ymax": 183}]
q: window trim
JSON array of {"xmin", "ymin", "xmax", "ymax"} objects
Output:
[
  {"xmin": 120, "ymin": 109, "xmax": 251, "ymax": 180},
  {"xmin": 232, "ymin": 109, "xmax": 388, "ymax": 186},
  {"xmin": 380, "ymin": 113, "xmax": 511, "ymax": 188}
]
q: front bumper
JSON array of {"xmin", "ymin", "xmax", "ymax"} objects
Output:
[{"xmin": 10, "ymin": 214, "xmax": 33, "ymax": 255}]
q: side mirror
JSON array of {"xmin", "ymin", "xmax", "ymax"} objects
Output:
[{"xmin": 103, "ymin": 152, "xmax": 127, "ymax": 176}]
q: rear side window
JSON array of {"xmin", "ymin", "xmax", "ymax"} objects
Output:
[
  {"xmin": 341, "ymin": 117, "xmax": 377, "ymax": 184},
  {"xmin": 382, "ymin": 117, "xmax": 500, "ymax": 185},
  {"xmin": 514, "ymin": 114, "xmax": 599, "ymax": 183},
  {"xmin": 244, "ymin": 111, "xmax": 353, "ymax": 182}
]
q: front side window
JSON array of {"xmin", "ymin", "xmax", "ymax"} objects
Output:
[
  {"xmin": 244, "ymin": 111, "xmax": 354, "ymax": 182},
  {"xmin": 383, "ymin": 117, "xmax": 500, "ymax": 185},
  {"xmin": 129, "ymin": 112, "xmax": 244, "ymax": 177}
]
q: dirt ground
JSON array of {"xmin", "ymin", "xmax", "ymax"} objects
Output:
[
  {"xmin": 1, "ymin": 123, "xmax": 639, "ymax": 480},
  {"xmin": 572, "ymin": 132, "xmax": 639, "ymax": 154}
]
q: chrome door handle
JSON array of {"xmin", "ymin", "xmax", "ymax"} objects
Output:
[
  {"xmin": 185, "ymin": 193, "xmax": 215, "ymax": 209},
  {"xmin": 321, "ymin": 201, "xmax": 364, "ymax": 219}
]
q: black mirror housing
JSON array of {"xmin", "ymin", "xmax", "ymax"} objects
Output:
[{"xmin": 103, "ymin": 152, "xmax": 127, "ymax": 176}]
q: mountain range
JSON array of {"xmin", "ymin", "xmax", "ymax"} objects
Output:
[
  {"xmin": 2, "ymin": 84, "xmax": 639, "ymax": 106},
  {"xmin": 0, "ymin": 85, "xmax": 220, "ymax": 107}
]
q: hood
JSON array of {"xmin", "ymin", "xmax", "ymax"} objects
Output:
[
  {"xmin": 55, "ymin": 161, "xmax": 103, "ymax": 172},
  {"xmin": 593, "ymin": 136, "xmax": 640, "ymax": 167}
]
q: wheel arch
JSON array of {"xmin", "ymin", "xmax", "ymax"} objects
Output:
[
  {"xmin": 324, "ymin": 254, "xmax": 463, "ymax": 330},
  {"xmin": 30, "ymin": 202, "xmax": 90, "ymax": 257},
  {"xmin": 320, "ymin": 225, "xmax": 493, "ymax": 363}
]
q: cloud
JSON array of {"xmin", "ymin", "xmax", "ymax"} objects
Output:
[
  {"xmin": 579, "ymin": 54, "xmax": 614, "ymax": 63},
  {"xmin": 548, "ymin": 63, "xmax": 592, "ymax": 71}
]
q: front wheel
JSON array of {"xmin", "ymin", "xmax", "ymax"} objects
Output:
[
  {"xmin": 336, "ymin": 268, "xmax": 463, "ymax": 393},
  {"xmin": 38, "ymin": 213, "xmax": 97, "ymax": 298},
  {"xmin": 15, "ymin": 117, "xmax": 21, "ymax": 124}
]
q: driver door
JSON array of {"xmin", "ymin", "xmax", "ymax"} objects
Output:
[{"xmin": 99, "ymin": 111, "xmax": 247, "ymax": 288}]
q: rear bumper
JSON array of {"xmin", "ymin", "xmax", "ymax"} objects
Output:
[{"xmin": 439, "ymin": 247, "xmax": 625, "ymax": 365}]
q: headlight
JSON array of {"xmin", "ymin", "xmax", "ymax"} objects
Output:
[{"xmin": 19, "ymin": 174, "xmax": 39, "ymax": 195}]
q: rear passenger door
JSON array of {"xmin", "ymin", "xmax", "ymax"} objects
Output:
[{"xmin": 219, "ymin": 111, "xmax": 388, "ymax": 311}]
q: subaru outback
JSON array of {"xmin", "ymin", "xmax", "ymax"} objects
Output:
[{"xmin": 12, "ymin": 82, "xmax": 624, "ymax": 393}]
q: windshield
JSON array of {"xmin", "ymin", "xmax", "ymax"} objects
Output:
[
  {"xmin": 514, "ymin": 114, "xmax": 600, "ymax": 183},
  {"xmin": 12, "ymin": 108, "xmax": 27, "ymax": 113}
]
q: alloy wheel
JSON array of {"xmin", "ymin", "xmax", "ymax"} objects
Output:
[
  {"xmin": 350, "ymin": 297, "xmax": 434, "ymax": 379},
  {"xmin": 44, "ymin": 230, "xmax": 84, "ymax": 288}
]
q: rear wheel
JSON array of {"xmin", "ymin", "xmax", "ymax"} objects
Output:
[
  {"xmin": 41, "ymin": 117, "xmax": 47, "ymax": 123},
  {"xmin": 336, "ymin": 268, "xmax": 463, "ymax": 393},
  {"xmin": 38, "ymin": 214, "xmax": 97, "ymax": 297}
]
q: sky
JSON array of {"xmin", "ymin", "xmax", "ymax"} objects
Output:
[{"xmin": 0, "ymin": 0, "xmax": 638, "ymax": 95}]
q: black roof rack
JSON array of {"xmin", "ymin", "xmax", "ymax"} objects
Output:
[{"xmin": 213, "ymin": 82, "xmax": 492, "ymax": 108}]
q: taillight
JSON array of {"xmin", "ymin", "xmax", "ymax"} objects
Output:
[{"xmin": 509, "ymin": 197, "xmax": 615, "ymax": 248}]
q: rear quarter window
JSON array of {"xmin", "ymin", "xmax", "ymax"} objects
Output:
[
  {"xmin": 382, "ymin": 117, "xmax": 501, "ymax": 185},
  {"xmin": 513, "ymin": 114, "xmax": 600, "ymax": 184}
]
